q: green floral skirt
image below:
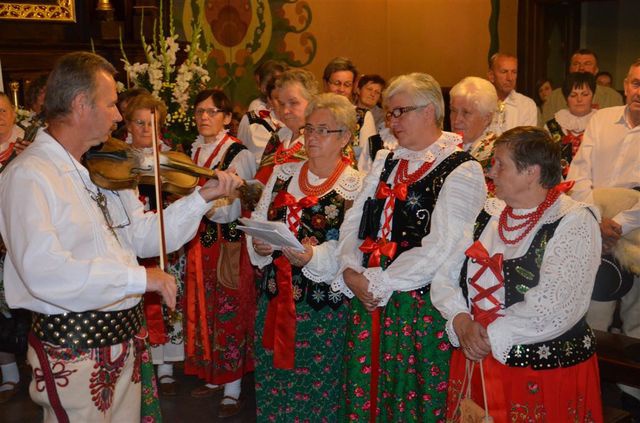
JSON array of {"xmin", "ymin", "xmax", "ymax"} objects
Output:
[
  {"xmin": 341, "ymin": 289, "xmax": 451, "ymax": 422},
  {"xmin": 254, "ymin": 293, "xmax": 347, "ymax": 422}
]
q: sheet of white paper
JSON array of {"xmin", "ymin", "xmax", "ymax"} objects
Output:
[{"xmin": 237, "ymin": 218, "xmax": 305, "ymax": 251}]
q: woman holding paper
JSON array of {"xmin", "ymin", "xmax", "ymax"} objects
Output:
[
  {"xmin": 182, "ymin": 89, "xmax": 257, "ymax": 418},
  {"xmin": 248, "ymin": 93, "xmax": 364, "ymax": 421}
]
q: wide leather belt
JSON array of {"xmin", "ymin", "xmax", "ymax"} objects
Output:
[{"xmin": 32, "ymin": 302, "xmax": 144, "ymax": 350}]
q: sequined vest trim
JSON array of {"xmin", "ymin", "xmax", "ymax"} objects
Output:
[
  {"xmin": 459, "ymin": 210, "xmax": 596, "ymax": 369},
  {"xmin": 199, "ymin": 142, "xmax": 247, "ymax": 246},
  {"xmin": 259, "ymin": 174, "xmax": 347, "ymax": 310},
  {"xmin": 358, "ymin": 151, "xmax": 474, "ymax": 268},
  {"xmin": 546, "ymin": 118, "xmax": 574, "ymax": 171}
]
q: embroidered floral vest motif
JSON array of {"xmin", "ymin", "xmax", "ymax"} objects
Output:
[
  {"xmin": 354, "ymin": 107, "xmax": 367, "ymax": 143},
  {"xmin": 359, "ymin": 151, "xmax": 474, "ymax": 269},
  {"xmin": 459, "ymin": 210, "xmax": 595, "ymax": 369},
  {"xmin": 199, "ymin": 142, "xmax": 247, "ymax": 246},
  {"xmin": 546, "ymin": 118, "xmax": 576, "ymax": 177},
  {"xmin": 259, "ymin": 175, "xmax": 347, "ymax": 310},
  {"xmin": 246, "ymin": 110, "xmax": 277, "ymax": 133}
]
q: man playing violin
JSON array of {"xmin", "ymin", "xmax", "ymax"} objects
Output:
[{"xmin": 0, "ymin": 52, "xmax": 242, "ymax": 422}]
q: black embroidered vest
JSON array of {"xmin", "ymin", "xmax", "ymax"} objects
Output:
[
  {"xmin": 199, "ymin": 142, "xmax": 247, "ymax": 246},
  {"xmin": 459, "ymin": 210, "xmax": 596, "ymax": 369},
  {"xmin": 246, "ymin": 110, "xmax": 277, "ymax": 133},
  {"xmin": 358, "ymin": 151, "xmax": 474, "ymax": 270},
  {"xmin": 354, "ymin": 107, "xmax": 367, "ymax": 144},
  {"xmin": 258, "ymin": 174, "xmax": 348, "ymax": 310},
  {"xmin": 546, "ymin": 118, "xmax": 575, "ymax": 176}
]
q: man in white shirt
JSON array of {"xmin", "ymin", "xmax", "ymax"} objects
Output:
[
  {"xmin": 0, "ymin": 52, "xmax": 241, "ymax": 422},
  {"xmin": 541, "ymin": 49, "xmax": 624, "ymax": 123},
  {"xmin": 567, "ymin": 57, "xmax": 640, "ymax": 414},
  {"xmin": 322, "ymin": 56, "xmax": 378, "ymax": 171},
  {"xmin": 487, "ymin": 53, "xmax": 538, "ymax": 135}
]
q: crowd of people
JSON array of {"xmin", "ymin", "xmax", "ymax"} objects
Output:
[{"xmin": 0, "ymin": 47, "xmax": 638, "ymax": 422}]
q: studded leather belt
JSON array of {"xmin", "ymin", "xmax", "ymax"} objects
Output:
[{"xmin": 31, "ymin": 302, "xmax": 144, "ymax": 350}]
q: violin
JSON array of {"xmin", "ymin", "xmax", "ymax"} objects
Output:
[{"xmin": 84, "ymin": 137, "xmax": 263, "ymax": 209}]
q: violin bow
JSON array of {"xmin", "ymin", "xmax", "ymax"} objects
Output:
[{"xmin": 150, "ymin": 108, "xmax": 168, "ymax": 270}]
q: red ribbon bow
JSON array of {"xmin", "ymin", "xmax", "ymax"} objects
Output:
[
  {"xmin": 561, "ymin": 132, "xmax": 583, "ymax": 156},
  {"xmin": 359, "ymin": 237, "xmax": 398, "ymax": 268},
  {"xmin": 375, "ymin": 181, "xmax": 408, "ymax": 201},
  {"xmin": 273, "ymin": 191, "xmax": 319, "ymax": 209},
  {"xmin": 258, "ymin": 109, "xmax": 271, "ymax": 119},
  {"xmin": 465, "ymin": 240, "xmax": 504, "ymax": 283},
  {"xmin": 553, "ymin": 180, "xmax": 575, "ymax": 194}
]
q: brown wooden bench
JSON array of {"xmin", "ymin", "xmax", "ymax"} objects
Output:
[{"xmin": 595, "ymin": 330, "xmax": 640, "ymax": 388}]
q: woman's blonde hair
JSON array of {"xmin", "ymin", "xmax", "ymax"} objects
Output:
[
  {"xmin": 124, "ymin": 93, "xmax": 168, "ymax": 127},
  {"xmin": 276, "ymin": 69, "xmax": 319, "ymax": 102},
  {"xmin": 305, "ymin": 93, "xmax": 357, "ymax": 138}
]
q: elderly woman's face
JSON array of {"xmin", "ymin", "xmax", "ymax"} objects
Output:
[
  {"xmin": 450, "ymin": 96, "xmax": 492, "ymax": 144},
  {"xmin": 357, "ymin": 82, "xmax": 383, "ymax": 109},
  {"xmin": 488, "ymin": 144, "xmax": 534, "ymax": 206},
  {"xmin": 304, "ymin": 108, "xmax": 348, "ymax": 163},
  {"xmin": 278, "ymin": 82, "xmax": 309, "ymax": 133},
  {"xmin": 195, "ymin": 97, "xmax": 231, "ymax": 141},
  {"xmin": 386, "ymin": 91, "xmax": 430, "ymax": 150},
  {"xmin": 567, "ymin": 85, "xmax": 593, "ymax": 117},
  {"xmin": 0, "ymin": 96, "xmax": 16, "ymax": 140},
  {"xmin": 127, "ymin": 108, "xmax": 154, "ymax": 148}
]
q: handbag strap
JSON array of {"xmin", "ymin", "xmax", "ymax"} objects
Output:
[{"xmin": 452, "ymin": 358, "xmax": 491, "ymax": 421}]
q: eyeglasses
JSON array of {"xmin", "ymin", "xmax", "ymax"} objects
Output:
[
  {"xmin": 385, "ymin": 105, "xmax": 427, "ymax": 120},
  {"xmin": 195, "ymin": 108, "xmax": 224, "ymax": 118},
  {"xmin": 303, "ymin": 124, "xmax": 344, "ymax": 137},
  {"xmin": 132, "ymin": 119, "xmax": 152, "ymax": 129},
  {"xmin": 328, "ymin": 80, "xmax": 353, "ymax": 89}
]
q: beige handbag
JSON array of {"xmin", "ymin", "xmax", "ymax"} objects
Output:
[{"xmin": 448, "ymin": 359, "xmax": 493, "ymax": 423}]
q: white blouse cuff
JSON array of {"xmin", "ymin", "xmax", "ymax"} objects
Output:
[
  {"xmin": 445, "ymin": 311, "xmax": 471, "ymax": 348},
  {"xmin": 487, "ymin": 320, "xmax": 514, "ymax": 364},
  {"xmin": 364, "ymin": 267, "xmax": 393, "ymax": 306},
  {"xmin": 246, "ymin": 235, "xmax": 273, "ymax": 268}
]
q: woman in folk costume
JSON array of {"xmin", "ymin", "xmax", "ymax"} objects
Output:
[
  {"xmin": 449, "ymin": 76, "xmax": 499, "ymax": 195},
  {"xmin": 248, "ymin": 93, "xmax": 363, "ymax": 421},
  {"xmin": 334, "ymin": 73, "xmax": 486, "ymax": 422},
  {"xmin": 0, "ymin": 93, "xmax": 27, "ymax": 404},
  {"xmin": 254, "ymin": 69, "xmax": 316, "ymax": 184},
  {"xmin": 432, "ymin": 127, "xmax": 603, "ymax": 422},
  {"xmin": 183, "ymin": 89, "xmax": 257, "ymax": 418},
  {"xmin": 0, "ymin": 93, "xmax": 24, "ymax": 170},
  {"xmin": 544, "ymin": 72, "xmax": 597, "ymax": 178},
  {"xmin": 121, "ymin": 93, "xmax": 186, "ymax": 396}
]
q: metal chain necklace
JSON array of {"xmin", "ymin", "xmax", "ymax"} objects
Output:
[{"xmin": 48, "ymin": 130, "xmax": 125, "ymax": 244}]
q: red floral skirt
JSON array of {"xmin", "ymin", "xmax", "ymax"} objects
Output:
[
  {"xmin": 446, "ymin": 348, "xmax": 603, "ymax": 423},
  {"xmin": 183, "ymin": 229, "xmax": 256, "ymax": 384}
]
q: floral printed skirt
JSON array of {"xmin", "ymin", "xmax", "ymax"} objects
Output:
[
  {"xmin": 254, "ymin": 293, "xmax": 347, "ymax": 422},
  {"xmin": 183, "ymin": 237, "xmax": 256, "ymax": 385},
  {"xmin": 446, "ymin": 348, "xmax": 603, "ymax": 423},
  {"xmin": 342, "ymin": 289, "xmax": 451, "ymax": 422}
]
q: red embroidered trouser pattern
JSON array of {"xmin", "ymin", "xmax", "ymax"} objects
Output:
[{"xmin": 27, "ymin": 338, "xmax": 141, "ymax": 423}]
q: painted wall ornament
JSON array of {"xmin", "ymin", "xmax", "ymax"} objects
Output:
[{"xmin": 176, "ymin": 0, "xmax": 317, "ymax": 107}]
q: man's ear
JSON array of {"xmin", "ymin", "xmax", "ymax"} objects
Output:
[{"xmin": 71, "ymin": 91, "xmax": 89, "ymax": 114}]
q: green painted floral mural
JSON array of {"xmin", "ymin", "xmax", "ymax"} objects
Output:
[{"xmin": 174, "ymin": 0, "xmax": 317, "ymax": 109}]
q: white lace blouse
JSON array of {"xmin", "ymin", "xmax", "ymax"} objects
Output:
[
  {"xmin": 431, "ymin": 195, "xmax": 602, "ymax": 364},
  {"xmin": 332, "ymin": 132, "xmax": 486, "ymax": 306},
  {"xmin": 246, "ymin": 161, "xmax": 363, "ymax": 284}
]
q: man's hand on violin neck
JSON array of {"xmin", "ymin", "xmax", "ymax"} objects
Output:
[
  {"xmin": 145, "ymin": 267, "xmax": 177, "ymax": 310},
  {"xmin": 198, "ymin": 170, "xmax": 244, "ymax": 202}
]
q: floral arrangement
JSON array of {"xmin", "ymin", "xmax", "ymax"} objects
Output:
[{"xmin": 120, "ymin": 0, "xmax": 210, "ymax": 151}]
